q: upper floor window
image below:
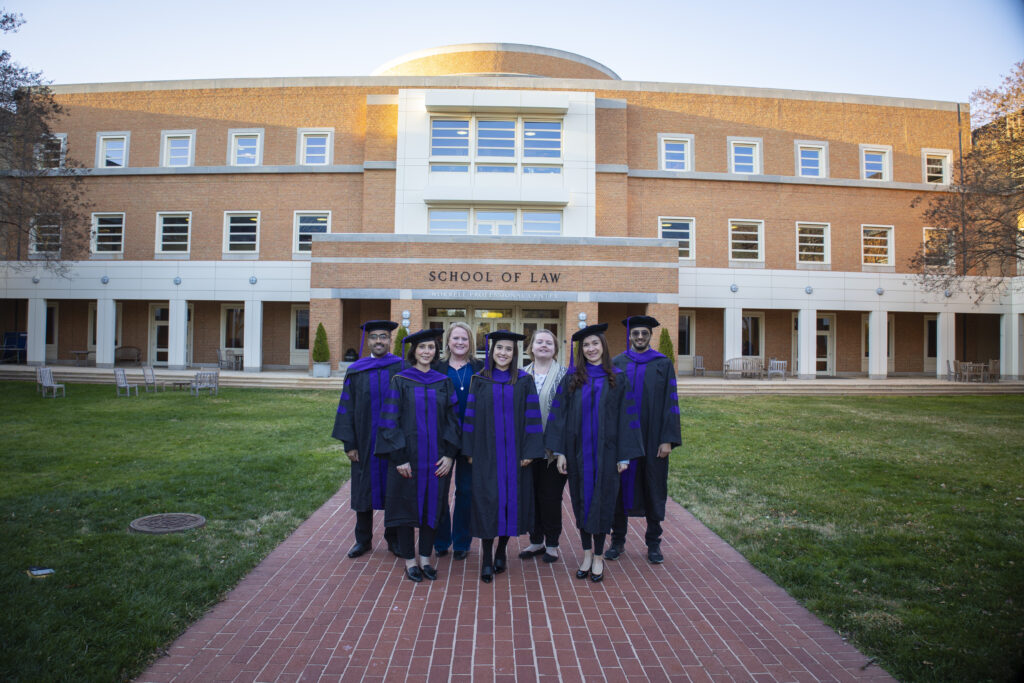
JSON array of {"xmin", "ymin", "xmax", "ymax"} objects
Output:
[
  {"xmin": 35, "ymin": 134, "xmax": 66, "ymax": 169},
  {"xmin": 923, "ymin": 227, "xmax": 954, "ymax": 267},
  {"xmin": 796, "ymin": 222, "xmax": 829, "ymax": 264},
  {"xmin": 229, "ymin": 129, "xmax": 263, "ymax": 166},
  {"xmin": 298, "ymin": 129, "xmax": 333, "ymax": 165},
  {"xmin": 157, "ymin": 212, "xmax": 191, "ymax": 254},
  {"xmin": 728, "ymin": 137, "xmax": 762, "ymax": 174},
  {"xmin": 660, "ymin": 217, "xmax": 693, "ymax": 260},
  {"xmin": 91, "ymin": 213, "xmax": 125, "ymax": 254},
  {"xmin": 294, "ymin": 211, "xmax": 330, "ymax": 252},
  {"xmin": 161, "ymin": 131, "xmax": 194, "ymax": 167},
  {"xmin": 427, "ymin": 208, "xmax": 562, "ymax": 236},
  {"xmin": 224, "ymin": 212, "xmax": 259, "ymax": 252},
  {"xmin": 30, "ymin": 216, "xmax": 61, "ymax": 255},
  {"xmin": 795, "ymin": 141, "xmax": 828, "ymax": 178},
  {"xmin": 97, "ymin": 132, "xmax": 129, "ymax": 168},
  {"xmin": 922, "ymin": 150, "xmax": 951, "ymax": 184},
  {"xmin": 431, "ymin": 117, "xmax": 562, "ymax": 172},
  {"xmin": 860, "ymin": 144, "xmax": 892, "ymax": 181},
  {"xmin": 659, "ymin": 134, "xmax": 694, "ymax": 172},
  {"xmin": 862, "ymin": 225, "xmax": 893, "ymax": 265},
  {"xmin": 729, "ymin": 220, "xmax": 763, "ymax": 261}
]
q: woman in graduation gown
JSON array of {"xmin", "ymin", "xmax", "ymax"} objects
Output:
[
  {"xmin": 375, "ymin": 328, "xmax": 460, "ymax": 583},
  {"xmin": 544, "ymin": 323, "xmax": 644, "ymax": 583},
  {"xmin": 461, "ymin": 331, "xmax": 545, "ymax": 583}
]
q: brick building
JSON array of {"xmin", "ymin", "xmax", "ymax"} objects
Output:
[{"xmin": 2, "ymin": 43, "xmax": 1021, "ymax": 378}]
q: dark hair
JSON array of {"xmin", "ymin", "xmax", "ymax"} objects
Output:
[
  {"xmin": 406, "ymin": 339, "xmax": 438, "ymax": 365},
  {"xmin": 481, "ymin": 338, "xmax": 518, "ymax": 384},
  {"xmin": 568, "ymin": 332, "xmax": 616, "ymax": 393}
]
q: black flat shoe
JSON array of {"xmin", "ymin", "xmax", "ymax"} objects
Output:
[
  {"xmin": 518, "ymin": 547, "xmax": 546, "ymax": 559},
  {"xmin": 421, "ymin": 564, "xmax": 438, "ymax": 581},
  {"xmin": 647, "ymin": 547, "xmax": 664, "ymax": 564},
  {"xmin": 347, "ymin": 542, "xmax": 370, "ymax": 558},
  {"xmin": 542, "ymin": 551, "xmax": 559, "ymax": 563},
  {"xmin": 590, "ymin": 569, "xmax": 604, "ymax": 582},
  {"xmin": 493, "ymin": 557, "xmax": 507, "ymax": 574},
  {"xmin": 453, "ymin": 550, "xmax": 468, "ymax": 560},
  {"xmin": 604, "ymin": 544, "xmax": 624, "ymax": 560},
  {"xmin": 480, "ymin": 566, "xmax": 494, "ymax": 583},
  {"xmin": 575, "ymin": 568, "xmax": 590, "ymax": 580},
  {"xmin": 435, "ymin": 549, "xmax": 449, "ymax": 558},
  {"xmin": 405, "ymin": 566, "xmax": 424, "ymax": 583}
]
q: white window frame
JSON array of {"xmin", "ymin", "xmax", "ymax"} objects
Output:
[
  {"xmin": 297, "ymin": 128, "xmax": 334, "ymax": 166},
  {"xmin": 860, "ymin": 144, "xmax": 893, "ymax": 181},
  {"xmin": 293, "ymin": 211, "xmax": 331, "ymax": 254},
  {"xmin": 659, "ymin": 216, "xmax": 695, "ymax": 261},
  {"xmin": 795, "ymin": 222, "xmax": 830, "ymax": 265},
  {"xmin": 228, "ymin": 129, "xmax": 264, "ymax": 166},
  {"xmin": 861, "ymin": 224, "xmax": 894, "ymax": 266},
  {"xmin": 220, "ymin": 303, "xmax": 245, "ymax": 352},
  {"xmin": 658, "ymin": 133, "xmax": 694, "ymax": 172},
  {"xmin": 923, "ymin": 226, "xmax": 955, "ymax": 267},
  {"xmin": 96, "ymin": 132, "xmax": 130, "ymax": 168},
  {"xmin": 29, "ymin": 216, "xmax": 61, "ymax": 256},
  {"xmin": 223, "ymin": 211, "xmax": 260, "ymax": 254},
  {"xmin": 741, "ymin": 312, "xmax": 766, "ymax": 359},
  {"xmin": 922, "ymin": 149, "xmax": 952, "ymax": 184},
  {"xmin": 429, "ymin": 116, "xmax": 563, "ymax": 172},
  {"xmin": 794, "ymin": 140, "xmax": 828, "ymax": 178},
  {"xmin": 90, "ymin": 212, "xmax": 125, "ymax": 254},
  {"xmin": 677, "ymin": 309, "xmax": 695, "ymax": 358},
  {"xmin": 728, "ymin": 137, "xmax": 762, "ymax": 175},
  {"xmin": 427, "ymin": 208, "xmax": 563, "ymax": 236},
  {"xmin": 36, "ymin": 133, "xmax": 67, "ymax": 169},
  {"xmin": 156, "ymin": 212, "xmax": 192, "ymax": 255},
  {"xmin": 160, "ymin": 130, "xmax": 195, "ymax": 167},
  {"xmin": 290, "ymin": 304, "xmax": 311, "ymax": 365},
  {"xmin": 729, "ymin": 219, "xmax": 764, "ymax": 263}
]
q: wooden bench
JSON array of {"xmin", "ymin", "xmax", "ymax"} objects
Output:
[{"xmin": 191, "ymin": 371, "xmax": 219, "ymax": 396}]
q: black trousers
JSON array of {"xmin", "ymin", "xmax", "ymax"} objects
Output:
[
  {"xmin": 580, "ymin": 532, "xmax": 606, "ymax": 555},
  {"xmin": 610, "ymin": 488, "xmax": 663, "ymax": 548},
  {"xmin": 395, "ymin": 525, "xmax": 436, "ymax": 560},
  {"xmin": 528, "ymin": 460, "xmax": 567, "ymax": 547},
  {"xmin": 355, "ymin": 510, "xmax": 398, "ymax": 546}
]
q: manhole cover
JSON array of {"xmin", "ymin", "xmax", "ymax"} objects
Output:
[{"xmin": 129, "ymin": 513, "xmax": 206, "ymax": 534}]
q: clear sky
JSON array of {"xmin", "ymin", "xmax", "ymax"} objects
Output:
[{"xmin": 4, "ymin": 0, "xmax": 1023, "ymax": 105}]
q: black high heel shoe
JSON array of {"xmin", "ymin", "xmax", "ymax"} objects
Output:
[
  {"xmin": 493, "ymin": 552, "xmax": 507, "ymax": 575},
  {"xmin": 590, "ymin": 558, "xmax": 604, "ymax": 583},
  {"xmin": 480, "ymin": 565, "xmax": 494, "ymax": 584}
]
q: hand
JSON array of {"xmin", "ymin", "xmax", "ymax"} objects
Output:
[
  {"xmin": 617, "ymin": 461, "xmax": 629, "ymax": 473},
  {"xmin": 397, "ymin": 463, "xmax": 413, "ymax": 479},
  {"xmin": 435, "ymin": 456, "xmax": 454, "ymax": 477},
  {"xmin": 556, "ymin": 454, "xmax": 567, "ymax": 475},
  {"xmin": 467, "ymin": 457, "xmax": 473, "ymax": 465},
  {"xmin": 657, "ymin": 443, "xmax": 672, "ymax": 459},
  {"xmin": 346, "ymin": 449, "xmax": 359, "ymax": 463},
  {"xmin": 520, "ymin": 459, "xmax": 531, "ymax": 467}
]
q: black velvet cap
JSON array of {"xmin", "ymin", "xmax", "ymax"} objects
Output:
[
  {"xmin": 402, "ymin": 328, "xmax": 444, "ymax": 348},
  {"xmin": 360, "ymin": 320, "xmax": 399, "ymax": 333},
  {"xmin": 570, "ymin": 323, "xmax": 609, "ymax": 342},
  {"xmin": 488, "ymin": 331, "xmax": 526, "ymax": 344},
  {"xmin": 622, "ymin": 315, "xmax": 660, "ymax": 330}
]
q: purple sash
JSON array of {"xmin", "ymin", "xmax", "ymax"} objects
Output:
[
  {"xmin": 580, "ymin": 373, "xmax": 604, "ymax": 525},
  {"xmin": 493, "ymin": 381, "xmax": 518, "ymax": 536},
  {"xmin": 414, "ymin": 386, "xmax": 440, "ymax": 526}
]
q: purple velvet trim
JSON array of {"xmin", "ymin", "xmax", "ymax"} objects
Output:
[
  {"xmin": 526, "ymin": 393, "xmax": 539, "ymax": 403},
  {"xmin": 413, "ymin": 386, "xmax": 440, "ymax": 526},
  {"xmin": 525, "ymin": 408, "xmax": 542, "ymax": 419},
  {"xmin": 620, "ymin": 356, "xmax": 647, "ymax": 510},
  {"xmin": 426, "ymin": 387, "xmax": 440, "ymax": 525},
  {"xmin": 493, "ymin": 380, "xmax": 518, "ymax": 536},
  {"xmin": 347, "ymin": 354, "xmax": 401, "ymax": 374},
  {"xmin": 625, "ymin": 348, "xmax": 666, "ymax": 364},
  {"xmin": 464, "ymin": 408, "xmax": 476, "ymax": 418},
  {"xmin": 580, "ymin": 374, "xmax": 603, "ymax": 526},
  {"xmin": 386, "ymin": 389, "xmax": 401, "ymax": 400},
  {"xmin": 629, "ymin": 420, "xmax": 641, "ymax": 429},
  {"xmin": 379, "ymin": 418, "xmax": 396, "ymax": 429},
  {"xmin": 525, "ymin": 424, "xmax": 543, "ymax": 434},
  {"xmin": 398, "ymin": 367, "xmax": 448, "ymax": 384},
  {"xmin": 368, "ymin": 369, "xmax": 388, "ymax": 510}
]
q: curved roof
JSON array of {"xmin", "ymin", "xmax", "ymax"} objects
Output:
[{"xmin": 371, "ymin": 43, "xmax": 620, "ymax": 80}]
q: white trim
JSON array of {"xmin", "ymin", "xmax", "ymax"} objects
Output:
[
  {"xmin": 228, "ymin": 128, "xmax": 264, "ymax": 166},
  {"xmin": 795, "ymin": 221, "xmax": 830, "ymax": 266},
  {"xmin": 290, "ymin": 304, "xmax": 310, "ymax": 365},
  {"xmin": 658, "ymin": 216, "xmax": 695, "ymax": 261},
  {"xmin": 741, "ymin": 311, "xmax": 765, "ymax": 359},
  {"xmin": 861, "ymin": 312, "xmax": 895, "ymax": 373},
  {"xmin": 297, "ymin": 128, "xmax": 334, "ymax": 165},
  {"xmin": 794, "ymin": 140, "xmax": 829, "ymax": 178},
  {"xmin": 155, "ymin": 211, "xmax": 192, "ymax": 256},
  {"xmin": 29, "ymin": 216, "xmax": 61, "ymax": 256},
  {"xmin": 90, "ymin": 212, "xmax": 126, "ymax": 255},
  {"xmin": 923, "ymin": 314, "xmax": 938, "ymax": 373},
  {"xmin": 923, "ymin": 226, "xmax": 955, "ymax": 267},
  {"xmin": 921, "ymin": 148, "xmax": 952, "ymax": 184},
  {"xmin": 96, "ymin": 131, "xmax": 130, "ymax": 168},
  {"xmin": 293, "ymin": 210, "xmax": 332, "ymax": 254},
  {"xmin": 36, "ymin": 133, "xmax": 67, "ymax": 169},
  {"xmin": 160, "ymin": 130, "xmax": 195, "ymax": 167},
  {"xmin": 859, "ymin": 144, "xmax": 893, "ymax": 181},
  {"xmin": 861, "ymin": 224, "xmax": 894, "ymax": 266},
  {"xmin": 677, "ymin": 308, "xmax": 695, "ymax": 360},
  {"xmin": 88, "ymin": 301, "xmax": 123, "ymax": 350},
  {"xmin": 658, "ymin": 133, "xmax": 694, "ymax": 172},
  {"xmin": 728, "ymin": 218, "xmax": 764, "ymax": 263},
  {"xmin": 223, "ymin": 211, "xmax": 261, "ymax": 255},
  {"xmin": 220, "ymin": 303, "xmax": 245, "ymax": 352},
  {"xmin": 727, "ymin": 136, "xmax": 762, "ymax": 175}
]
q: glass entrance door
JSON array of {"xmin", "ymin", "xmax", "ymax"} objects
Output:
[
  {"xmin": 426, "ymin": 303, "xmax": 564, "ymax": 362},
  {"xmin": 149, "ymin": 304, "xmax": 193, "ymax": 366},
  {"xmin": 816, "ymin": 315, "xmax": 835, "ymax": 375}
]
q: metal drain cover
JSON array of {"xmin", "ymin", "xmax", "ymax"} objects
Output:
[{"xmin": 129, "ymin": 513, "xmax": 206, "ymax": 534}]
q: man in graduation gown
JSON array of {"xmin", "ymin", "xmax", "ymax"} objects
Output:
[
  {"xmin": 331, "ymin": 320, "xmax": 402, "ymax": 558},
  {"xmin": 607, "ymin": 315, "xmax": 682, "ymax": 564}
]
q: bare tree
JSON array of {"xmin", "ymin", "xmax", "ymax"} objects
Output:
[
  {"xmin": 0, "ymin": 9, "xmax": 90, "ymax": 271},
  {"xmin": 911, "ymin": 61, "xmax": 1024, "ymax": 303}
]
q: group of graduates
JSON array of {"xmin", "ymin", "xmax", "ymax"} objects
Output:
[{"xmin": 332, "ymin": 315, "xmax": 681, "ymax": 584}]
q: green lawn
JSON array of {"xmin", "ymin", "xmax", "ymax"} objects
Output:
[
  {"xmin": 0, "ymin": 385, "xmax": 1021, "ymax": 681},
  {"xmin": 671, "ymin": 396, "xmax": 1024, "ymax": 683}
]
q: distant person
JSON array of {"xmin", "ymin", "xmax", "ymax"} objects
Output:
[{"xmin": 332, "ymin": 320, "xmax": 402, "ymax": 559}]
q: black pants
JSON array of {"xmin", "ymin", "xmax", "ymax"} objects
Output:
[
  {"xmin": 610, "ymin": 489, "xmax": 663, "ymax": 548},
  {"xmin": 580, "ymin": 532, "xmax": 606, "ymax": 555},
  {"xmin": 480, "ymin": 536, "xmax": 509, "ymax": 568},
  {"xmin": 355, "ymin": 510, "xmax": 398, "ymax": 546},
  {"xmin": 395, "ymin": 525, "xmax": 436, "ymax": 560},
  {"xmin": 528, "ymin": 460, "xmax": 567, "ymax": 547}
]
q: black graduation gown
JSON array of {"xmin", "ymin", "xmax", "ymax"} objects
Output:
[
  {"xmin": 331, "ymin": 354, "xmax": 402, "ymax": 512},
  {"xmin": 461, "ymin": 369, "xmax": 545, "ymax": 538},
  {"xmin": 612, "ymin": 350, "xmax": 682, "ymax": 521},
  {"xmin": 544, "ymin": 365, "xmax": 644, "ymax": 535},
  {"xmin": 374, "ymin": 368, "xmax": 461, "ymax": 529}
]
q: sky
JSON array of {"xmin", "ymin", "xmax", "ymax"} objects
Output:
[{"xmin": 3, "ymin": 0, "xmax": 1023, "ymax": 105}]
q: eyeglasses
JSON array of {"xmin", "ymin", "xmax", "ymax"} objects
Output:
[{"xmin": 367, "ymin": 334, "xmax": 390, "ymax": 341}]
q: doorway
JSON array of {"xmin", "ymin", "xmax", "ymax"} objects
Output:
[
  {"xmin": 425, "ymin": 303, "xmax": 563, "ymax": 359},
  {"xmin": 148, "ymin": 303, "xmax": 194, "ymax": 366}
]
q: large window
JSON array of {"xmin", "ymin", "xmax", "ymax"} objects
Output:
[
  {"xmin": 742, "ymin": 314, "xmax": 763, "ymax": 357},
  {"xmin": 678, "ymin": 310, "xmax": 694, "ymax": 356},
  {"xmin": 294, "ymin": 211, "xmax": 330, "ymax": 252},
  {"xmin": 157, "ymin": 212, "xmax": 191, "ymax": 254},
  {"xmin": 659, "ymin": 135, "xmax": 693, "ymax": 171},
  {"xmin": 923, "ymin": 227, "xmax": 954, "ymax": 267},
  {"xmin": 729, "ymin": 138, "xmax": 762, "ymax": 174},
  {"xmin": 30, "ymin": 216, "xmax": 61, "ymax": 255},
  {"xmin": 299, "ymin": 129, "xmax": 332, "ymax": 165},
  {"xmin": 36, "ymin": 134, "xmax": 66, "ymax": 169},
  {"xmin": 729, "ymin": 220, "xmax": 763, "ymax": 261},
  {"xmin": 161, "ymin": 131, "xmax": 194, "ymax": 167},
  {"xmin": 796, "ymin": 222, "xmax": 829, "ymax": 264},
  {"xmin": 428, "ymin": 208, "xmax": 562, "ymax": 236},
  {"xmin": 795, "ymin": 141, "xmax": 827, "ymax": 178},
  {"xmin": 862, "ymin": 225, "xmax": 893, "ymax": 265},
  {"xmin": 229, "ymin": 130, "xmax": 263, "ymax": 166},
  {"xmin": 660, "ymin": 217, "xmax": 693, "ymax": 260},
  {"xmin": 91, "ymin": 213, "xmax": 125, "ymax": 254},
  {"xmin": 97, "ymin": 133, "xmax": 128, "ymax": 168},
  {"xmin": 430, "ymin": 117, "xmax": 562, "ymax": 173},
  {"xmin": 861, "ymin": 145, "xmax": 892, "ymax": 181},
  {"xmin": 222, "ymin": 305, "xmax": 244, "ymax": 350},
  {"xmin": 224, "ymin": 212, "xmax": 259, "ymax": 252},
  {"xmin": 923, "ymin": 150, "xmax": 951, "ymax": 184}
]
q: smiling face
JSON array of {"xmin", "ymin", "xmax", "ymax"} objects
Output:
[
  {"xmin": 492, "ymin": 339, "xmax": 515, "ymax": 371},
  {"xmin": 447, "ymin": 326, "xmax": 471, "ymax": 360},
  {"xmin": 531, "ymin": 330, "xmax": 556, "ymax": 362},
  {"xmin": 367, "ymin": 330, "xmax": 392, "ymax": 357},
  {"xmin": 629, "ymin": 326, "xmax": 652, "ymax": 353},
  {"xmin": 582, "ymin": 335, "xmax": 604, "ymax": 365},
  {"xmin": 414, "ymin": 340, "xmax": 437, "ymax": 368}
]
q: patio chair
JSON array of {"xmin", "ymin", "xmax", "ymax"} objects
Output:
[
  {"xmin": 191, "ymin": 370, "xmax": 219, "ymax": 396},
  {"xmin": 115, "ymin": 346, "xmax": 141, "ymax": 366},
  {"xmin": 723, "ymin": 358, "xmax": 743, "ymax": 379},
  {"xmin": 953, "ymin": 359, "xmax": 963, "ymax": 382},
  {"xmin": 987, "ymin": 359, "xmax": 1000, "ymax": 383},
  {"xmin": 692, "ymin": 355, "xmax": 705, "ymax": 376},
  {"xmin": 114, "ymin": 367, "xmax": 139, "ymax": 397},
  {"xmin": 1, "ymin": 331, "xmax": 27, "ymax": 363},
  {"xmin": 141, "ymin": 366, "xmax": 166, "ymax": 392},
  {"xmin": 38, "ymin": 367, "xmax": 65, "ymax": 398},
  {"xmin": 945, "ymin": 359, "xmax": 957, "ymax": 382},
  {"xmin": 767, "ymin": 358, "xmax": 787, "ymax": 380},
  {"xmin": 216, "ymin": 348, "xmax": 234, "ymax": 370}
]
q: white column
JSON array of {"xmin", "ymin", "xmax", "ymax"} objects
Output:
[
  {"xmin": 867, "ymin": 310, "xmax": 889, "ymax": 379},
  {"xmin": 936, "ymin": 312, "xmax": 956, "ymax": 379},
  {"xmin": 243, "ymin": 299, "xmax": 263, "ymax": 372},
  {"xmin": 26, "ymin": 298, "xmax": 47, "ymax": 366},
  {"xmin": 723, "ymin": 306, "xmax": 743, "ymax": 366},
  {"xmin": 797, "ymin": 308, "xmax": 817, "ymax": 379},
  {"xmin": 167, "ymin": 299, "xmax": 188, "ymax": 370},
  {"xmin": 1000, "ymin": 312, "xmax": 1022, "ymax": 380},
  {"xmin": 95, "ymin": 298, "xmax": 117, "ymax": 368}
]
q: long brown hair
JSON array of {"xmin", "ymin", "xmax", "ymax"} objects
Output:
[
  {"xmin": 568, "ymin": 332, "xmax": 616, "ymax": 393},
  {"xmin": 481, "ymin": 337, "xmax": 518, "ymax": 385}
]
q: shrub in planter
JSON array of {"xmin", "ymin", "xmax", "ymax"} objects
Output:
[{"xmin": 312, "ymin": 323, "xmax": 332, "ymax": 377}]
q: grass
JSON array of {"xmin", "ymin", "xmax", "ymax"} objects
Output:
[
  {"xmin": 1, "ymin": 385, "xmax": 1022, "ymax": 681},
  {"xmin": 670, "ymin": 395, "xmax": 1024, "ymax": 682}
]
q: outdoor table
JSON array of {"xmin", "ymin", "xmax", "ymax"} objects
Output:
[
  {"xmin": 172, "ymin": 380, "xmax": 192, "ymax": 391},
  {"xmin": 960, "ymin": 362, "xmax": 987, "ymax": 382},
  {"xmin": 71, "ymin": 350, "xmax": 92, "ymax": 366}
]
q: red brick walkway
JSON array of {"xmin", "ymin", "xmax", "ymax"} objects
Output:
[{"xmin": 138, "ymin": 484, "xmax": 894, "ymax": 682}]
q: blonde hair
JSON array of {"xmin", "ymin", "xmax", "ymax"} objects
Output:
[
  {"xmin": 443, "ymin": 322, "xmax": 475, "ymax": 361},
  {"xmin": 527, "ymin": 328, "xmax": 559, "ymax": 361}
]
